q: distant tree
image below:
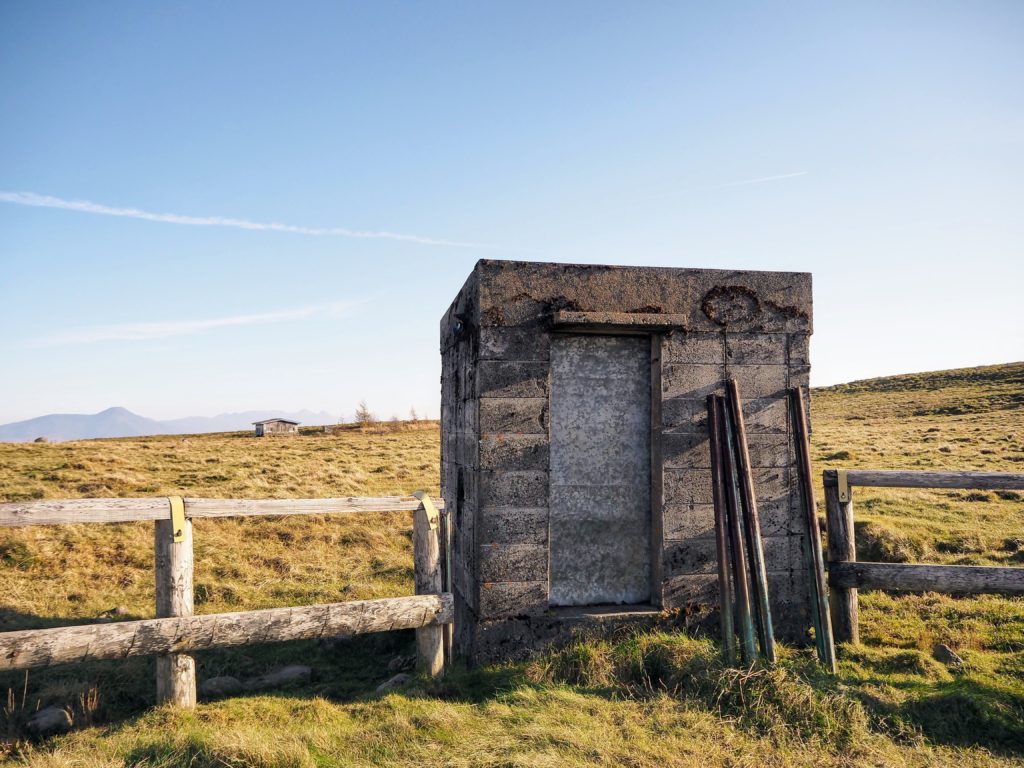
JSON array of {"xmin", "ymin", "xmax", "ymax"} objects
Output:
[
  {"xmin": 355, "ymin": 401, "xmax": 376, "ymax": 431},
  {"xmin": 409, "ymin": 406, "xmax": 419, "ymax": 423}
]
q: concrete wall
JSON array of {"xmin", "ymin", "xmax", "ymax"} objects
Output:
[{"xmin": 441, "ymin": 260, "xmax": 812, "ymax": 663}]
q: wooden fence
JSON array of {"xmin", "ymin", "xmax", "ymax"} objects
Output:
[
  {"xmin": 823, "ymin": 470, "xmax": 1024, "ymax": 644},
  {"xmin": 0, "ymin": 493, "xmax": 451, "ymax": 708}
]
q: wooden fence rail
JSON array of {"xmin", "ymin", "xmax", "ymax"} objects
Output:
[
  {"xmin": 823, "ymin": 469, "xmax": 1024, "ymax": 645},
  {"xmin": 0, "ymin": 493, "xmax": 450, "ymax": 708},
  {"xmin": 0, "ymin": 595, "xmax": 454, "ymax": 673},
  {"xmin": 829, "ymin": 562, "xmax": 1024, "ymax": 595},
  {"xmin": 0, "ymin": 495, "xmax": 441, "ymax": 527},
  {"xmin": 828, "ymin": 470, "xmax": 1024, "ymax": 491}
]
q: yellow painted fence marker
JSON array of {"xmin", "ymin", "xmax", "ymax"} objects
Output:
[{"xmin": 167, "ymin": 496, "xmax": 186, "ymax": 542}]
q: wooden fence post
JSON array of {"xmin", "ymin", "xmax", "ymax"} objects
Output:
[
  {"xmin": 413, "ymin": 493, "xmax": 444, "ymax": 677},
  {"xmin": 154, "ymin": 497, "xmax": 196, "ymax": 707},
  {"xmin": 823, "ymin": 471, "xmax": 858, "ymax": 645}
]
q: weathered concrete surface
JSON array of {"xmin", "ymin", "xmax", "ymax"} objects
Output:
[
  {"xmin": 441, "ymin": 260, "xmax": 813, "ymax": 664},
  {"xmin": 549, "ymin": 335, "xmax": 651, "ymax": 606},
  {"xmin": 474, "ymin": 261, "xmax": 811, "ymax": 334}
]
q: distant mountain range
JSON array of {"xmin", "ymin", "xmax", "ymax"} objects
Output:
[{"xmin": 0, "ymin": 407, "xmax": 338, "ymax": 442}]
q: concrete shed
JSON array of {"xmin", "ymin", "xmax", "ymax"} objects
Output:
[
  {"xmin": 440, "ymin": 259, "xmax": 813, "ymax": 664},
  {"xmin": 253, "ymin": 419, "xmax": 300, "ymax": 437}
]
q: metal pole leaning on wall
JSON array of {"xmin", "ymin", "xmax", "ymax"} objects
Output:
[
  {"xmin": 823, "ymin": 470, "xmax": 859, "ymax": 644},
  {"xmin": 725, "ymin": 379, "xmax": 777, "ymax": 664},
  {"xmin": 154, "ymin": 496, "xmax": 196, "ymax": 708},
  {"xmin": 789, "ymin": 388, "xmax": 837, "ymax": 673},
  {"xmin": 707, "ymin": 396, "xmax": 736, "ymax": 665},
  {"xmin": 413, "ymin": 491, "xmax": 445, "ymax": 677},
  {"xmin": 717, "ymin": 397, "xmax": 758, "ymax": 663}
]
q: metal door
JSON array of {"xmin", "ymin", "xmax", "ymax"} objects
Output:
[{"xmin": 549, "ymin": 335, "xmax": 652, "ymax": 606}]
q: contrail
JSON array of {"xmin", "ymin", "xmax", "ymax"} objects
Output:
[
  {"xmin": 27, "ymin": 300, "xmax": 364, "ymax": 347},
  {"xmin": 714, "ymin": 171, "xmax": 809, "ymax": 189},
  {"xmin": 0, "ymin": 190, "xmax": 492, "ymax": 248}
]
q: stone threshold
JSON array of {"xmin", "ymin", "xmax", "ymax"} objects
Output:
[{"xmin": 547, "ymin": 604, "xmax": 664, "ymax": 622}]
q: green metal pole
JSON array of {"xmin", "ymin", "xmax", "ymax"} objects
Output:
[
  {"xmin": 719, "ymin": 396, "xmax": 757, "ymax": 663},
  {"xmin": 708, "ymin": 395, "xmax": 737, "ymax": 665},
  {"xmin": 725, "ymin": 379, "xmax": 777, "ymax": 664}
]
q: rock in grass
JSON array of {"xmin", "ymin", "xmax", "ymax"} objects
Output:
[
  {"xmin": 376, "ymin": 673, "xmax": 412, "ymax": 693},
  {"xmin": 933, "ymin": 644, "xmax": 964, "ymax": 668},
  {"xmin": 244, "ymin": 665, "xmax": 312, "ymax": 691},
  {"xmin": 96, "ymin": 606, "xmax": 130, "ymax": 621},
  {"xmin": 387, "ymin": 654, "xmax": 415, "ymax": 673},
  {"xmin": 199, "ymin": 676, "xmax": 243, "ymax": 699},
  {"xmin": 26, "ymin": 705, "xmax": 72, "ymax": 737}
]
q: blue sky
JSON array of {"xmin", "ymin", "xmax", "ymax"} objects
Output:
[{"xmin": 1, "ymin": 1, "xmax": 1021, "ymax": 424}]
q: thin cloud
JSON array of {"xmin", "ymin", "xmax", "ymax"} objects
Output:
[
  {"xmin": 0, "ymin": 190, "xmax": 492, "ymax": 248},
  {"xmin": 28, "ymin": 300, "xmax": 363, "ymax": 347},
  {"xmin": 714, "ymin": 171, "xmax": 809, "ymax": 189}
]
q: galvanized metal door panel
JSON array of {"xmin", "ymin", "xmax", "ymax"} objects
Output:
[{"xmin": 549, "ymin": 334, "xmax": 651, "ymax": 606}]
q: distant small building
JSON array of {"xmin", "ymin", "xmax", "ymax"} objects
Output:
[{"xmin": 253, "ymin": 418, "xmax": 300, "ymax": 437}]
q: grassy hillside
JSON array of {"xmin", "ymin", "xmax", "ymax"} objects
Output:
[
  {"xmin": 814, "ymin": 363, "xmax": 1024, "ymax": 568},
  {"xmin": 0, "ymin": 425, "xmax": 440, "ymax": 629},
  {"xmin": 1, "ymin": 365, "xmax": 1023, "ymax": 766}
]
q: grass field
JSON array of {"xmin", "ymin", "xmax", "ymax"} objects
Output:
[{"xmin": 0, "ymin": 364, "xmax": 1022, "ymax": 766}]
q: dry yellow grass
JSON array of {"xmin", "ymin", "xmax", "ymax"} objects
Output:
[
  {"xmin": 1, "ymin": 365, "xmax": 1023, "ymax": 766},
  {"xmin": 0, "ymin": 424, "xmax": 440, "ymax": 502},
  {"xmin": 813, "ymin": 363, "xmax": 1024, "ymax": 567},
  {"xmin": 0, "ymin": 427, "xmax": 440, "ymax": 629}
]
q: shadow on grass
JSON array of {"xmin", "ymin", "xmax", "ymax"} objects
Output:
[
  {"xmin": 842, "ymin": 649, "xmax": 1024, "ymax": 755},
  {"xmin": 5, "ymin": 609, "xmax": 1024, "ymax": 760},
  {"xmin": 853, "ymin": 677, "xmax": 1024, "ymax": 754},
  {"xmin": 902, "ymin": 684, "xmax": 1024, "ymax": 753},
  {"xmin": 0, "ymin": 606, "xmax": 151, "ymax": 633},
  {"xmin": 124, "ymin": 742, "xmax": 225, "ymax": 768},
  {"xmin": 0, "ymin": 606, "xmax": 426, "ymax": 744}
]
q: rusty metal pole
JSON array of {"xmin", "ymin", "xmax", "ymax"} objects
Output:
[
  {"xmin": 790, "ymin": 387, "xmax": 838, "ymax": 673},
  {"xmin": 708, "ymin": 395, "xmax": 736, "ymax": 665},
  {"xmin": 718, "ymin": 396, "xmax": 757, "ymax": 663},
  {"xmin": 725, "ymin": 379, "xmax": 777, "ymax": 664}
]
